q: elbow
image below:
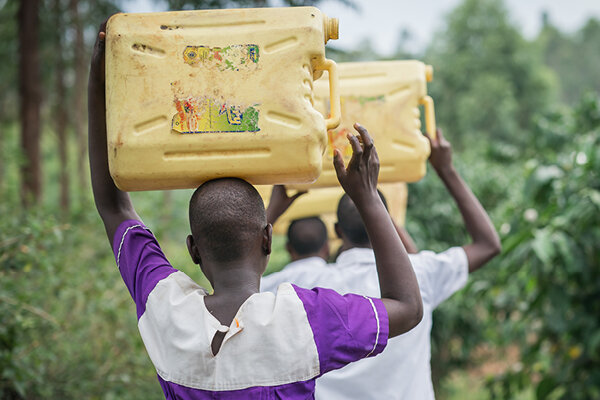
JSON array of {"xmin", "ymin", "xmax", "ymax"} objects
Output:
[
  {"xmin": 488, "ymin": 233, "xmax": 502, "ymax": 258},
  {"xmin": 491, "ymin": 240, "xmax": 502, "ymax": 258},
  {"xmin": 476, "ymin": 232, "xmax": 502, "ymax": 261},
  {"xmin": 407, "ymin": 297, "xmax": 424, "ymax": 331},
  {"xmin": 413, "ymin": 299, "xmax": 424, "ymax": 328},
  {"xmin": 386, "ymin": 295, "xmax": 424, "ymax": 337}
]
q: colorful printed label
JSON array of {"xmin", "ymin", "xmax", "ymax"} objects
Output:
[
  {"xmin": 183, "ymin": 44, "xmax": 259, "ymax": 72},
  {"xmin": 172, "ymin": 96, "xmax": 260, "ymax": 134}
]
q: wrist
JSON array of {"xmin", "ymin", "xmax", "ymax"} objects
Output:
[
  {"xmin": 350, "ymin": 189, "xmax": 380, "ymax": 209},
  {"xmin": 434, "ymin": 163, "xmax": 457, "ymax": 179}
]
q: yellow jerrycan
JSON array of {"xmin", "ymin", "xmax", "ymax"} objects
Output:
[
  {"xmin": 257, "ymin": 184, "xmax": 408, "ymax": 241},
  {"xmin": 105, "ymin": 7, "xmax": 341, "ymax": 191},
  {"xmin": 289, "ymin": 60, "xmax": 436, "ymax": 190}
]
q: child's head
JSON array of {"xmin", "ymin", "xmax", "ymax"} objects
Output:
[
  {"xmin": 186, "ymin": 178, "xmax": 272, "ymax": 278},
  {"xmin": 335, "ymin": 190, "xmax": 388, "ymax": 248},
  {"xmin": 286, "ymin": 217, "xmax": 329, "ymax": 261}
]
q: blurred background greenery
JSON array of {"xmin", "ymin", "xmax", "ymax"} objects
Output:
[{"xmin": 0, "ymin": 0, "xmax": 598, "ymax": 398}]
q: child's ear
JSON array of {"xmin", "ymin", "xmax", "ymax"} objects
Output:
[
  {"xmin": 334, "ymin": 222, "xmax": 343, "ymax": 239},
  {"xmin": 319, "ymin": 241, "xmax": 330, "ymax": 260},
  {"xmin": 262, "ymin": 224, "xmax": 273, "ymax": 255},
  {"xmin": 186, "ymin": 235, "xmax": 201, "ymax": 265}
]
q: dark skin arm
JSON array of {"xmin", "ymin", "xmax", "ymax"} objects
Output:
[
  {"xmin": 89, "ymin": 22, "xmax": 139, "ymax": 246},
  {"xmin": 394, "ymin": 223, "xmax": 418, "ymax": 254},
  {"xmin": 425, "ymin": 129, "xmax": 501, "ymax": 272},
  {"xmin": 265, "ymin": 185, "xmax": 306, "ymax": 225},
  {"xmin": 334, "ymin": 123, "xmax": 423, "ymax": 338}
]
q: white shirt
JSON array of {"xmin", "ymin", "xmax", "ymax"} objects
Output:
[
  {"xmin": 262, "ymin": 257, "xmax": 333, "ymax": 293},
  {"xmin": 261, "ymin": 247, "xmax": 468, "ymax": 400}
]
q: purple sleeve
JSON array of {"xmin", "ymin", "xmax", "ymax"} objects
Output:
[
  {"xmin": 292, "ymin": 285, "xmax": 388, "ymax": 375},
  {"xmin": 112, "ymin": 220, "xmax": 178, "ymax": 319}
]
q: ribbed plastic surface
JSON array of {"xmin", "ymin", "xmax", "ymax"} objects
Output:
[
  {"xmin": 105, "ymin": 7, "xmax": 340, "ymax": 191},
  {"xmin": 290, "ymin": 60, "xmax": 435, "ymax": 190}
]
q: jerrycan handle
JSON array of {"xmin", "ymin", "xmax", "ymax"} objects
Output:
[
  {"xmin": 315, "ymin": 59, "xmax": 341, "ymax": 130},
  {"xmin": 420, "ymin": 95, "xmax": 437, "ymax": 141}
]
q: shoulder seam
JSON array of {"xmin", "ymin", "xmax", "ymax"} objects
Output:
[{"xmin": 116, "ymin": 224, "xmax": 148, "ymax": 268}]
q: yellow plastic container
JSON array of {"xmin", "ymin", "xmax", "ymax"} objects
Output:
[
  {"xmin": 105, "ymin": 7, "xmax": 341, "ymax": 191},
  {"xmin": 289, "ymin": 60, "xmax": 436, "ymax": 190},
  {"xmin": 257, "ymin": 184, "xmax": 408, "ymax": 241}
]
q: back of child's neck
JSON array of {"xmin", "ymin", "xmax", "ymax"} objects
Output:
[{"xmin": 208, "ymin": 263, "xmax": 261, "ymax": 297}]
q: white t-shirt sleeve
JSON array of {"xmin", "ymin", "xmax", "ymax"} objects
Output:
[{"xmin": 414, "ymin": 247, "xmax": 469, "ymax": 309}]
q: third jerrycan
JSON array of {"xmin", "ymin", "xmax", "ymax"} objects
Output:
[
  {"xmin": 289, "ymin": 60, "xmax": 436, "ymax": 190},
  {"xmin": 105, "ymin": 7, "xmax": 341, "ymax": 191},
  {"xmin": 257, "ymin": 184, "xmax": 408, "ymax": 241}
]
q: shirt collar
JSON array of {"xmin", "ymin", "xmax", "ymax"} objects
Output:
[
  {"xmin": 335, "ymin": 247, "xmax": 376, "ymax": 267},
  {"xmin": 285, "ymin": 256, "xmax": 327, "ymax": 269}
]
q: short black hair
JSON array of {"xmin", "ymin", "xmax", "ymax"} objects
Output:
[
  {"xmin": 189, "ymin": 178, "xmax": 266, "ymax": 263},
  {"xmin": 336, "ymin": 190, "xmax": 388, "ymax": 246},
  {"xmin": 287, "ymin": 217, "xmax": 328, "ymax": 256}
]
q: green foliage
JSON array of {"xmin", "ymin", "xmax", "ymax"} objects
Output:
[
  {"xmin": 537, "ymin": 18, "xmax": 600, "ymax": 105},
  {"xmin": 426, "ymin": 0, "xmax": 556, "ymax": 151},
  {"xmin": 406, "ymin": 95, "xmax": 600, "ymax": 400},
  {"xmin": 485, "ymin": 96, "xmax": 600, "ymax": 400},
  {"xmin": 0, "ymin": 203, "xmax": 162, "ymax": 399},
  {"xmin": 0, "ymin": 0, "xmax": 18, "ymax": 121}
]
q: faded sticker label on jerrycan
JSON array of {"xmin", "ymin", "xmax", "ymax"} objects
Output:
[
  {"xmin": 171, "ymin": 44, "xmax": 261, "ymax": 134},
  {"xmin": 170, "ymin": 81, "xmax": 260, "ymax": 134},
  {"xmin": 105, "ymin": 7, "xmax": 341, "ymax": 191},
  {"xmin": 182, "ymin": 44, "xmax": 259, "ymax": 70}
]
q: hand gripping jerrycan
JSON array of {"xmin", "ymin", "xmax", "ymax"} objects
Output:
[
  {"xmin": 257, "ymin": 184, "xmax": 408, "ymax": 241},
  {"xmin": 289, "ymin": 60, "xmax": 436, "ymax": 190},
  {"xmin": 105, "ymin": 7, "xmax": 341, "ymax": 191}
]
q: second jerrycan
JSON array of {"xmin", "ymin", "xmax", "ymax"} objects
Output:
[
  {"xmin": 105, "ymin": 7, "xmax": 341, "ymax": 191},
  {"xmin": 289, "ymin": 60, "xmax": 436, "ymax": 190}
]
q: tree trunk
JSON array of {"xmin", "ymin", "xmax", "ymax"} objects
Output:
[
  {"xmin": 18, "ymin": 0, "xmax": 42, "ymax": 206},
  {"xmin": 0, "ymin": 123, "xmax": 4, "ymax": 195},
  {"xmin": 55, "ymin": 0, "xmax": 70, "ymax": 215},
  {"xmin": 70, "ymin": 0, "xmax": 87, "ymax": 205}
]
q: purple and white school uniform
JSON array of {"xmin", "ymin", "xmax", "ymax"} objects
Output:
[
  {"xmin": 261, "ymin": 247, "xmax": 469, "ymax": 400},
  {"xmin": 113, "ymin": 220, "xmax": 388, "ymax": 399}
]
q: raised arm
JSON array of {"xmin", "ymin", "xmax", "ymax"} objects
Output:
[
  {"xmin": 334, "ymin": 123, "xmax": 423, "ymax": 337},
  {"xmin": 88, "ymin": 22, "xmax": 139, "ymax": 245},
  {"xmin": 426, "ymin": 129, "xmax": 501, "ymax": 272},
  {"xmin": 265, "ymin": 185, "xmax": 306, "ymax": 225},
  {"xmin": 394, "ymin": 223, "xmax": 418, "ymax": 254}
]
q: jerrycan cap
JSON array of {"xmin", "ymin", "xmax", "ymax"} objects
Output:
[{"xmin": 323, "ymin": 15, "xmax": 339, "ymax": 43}]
